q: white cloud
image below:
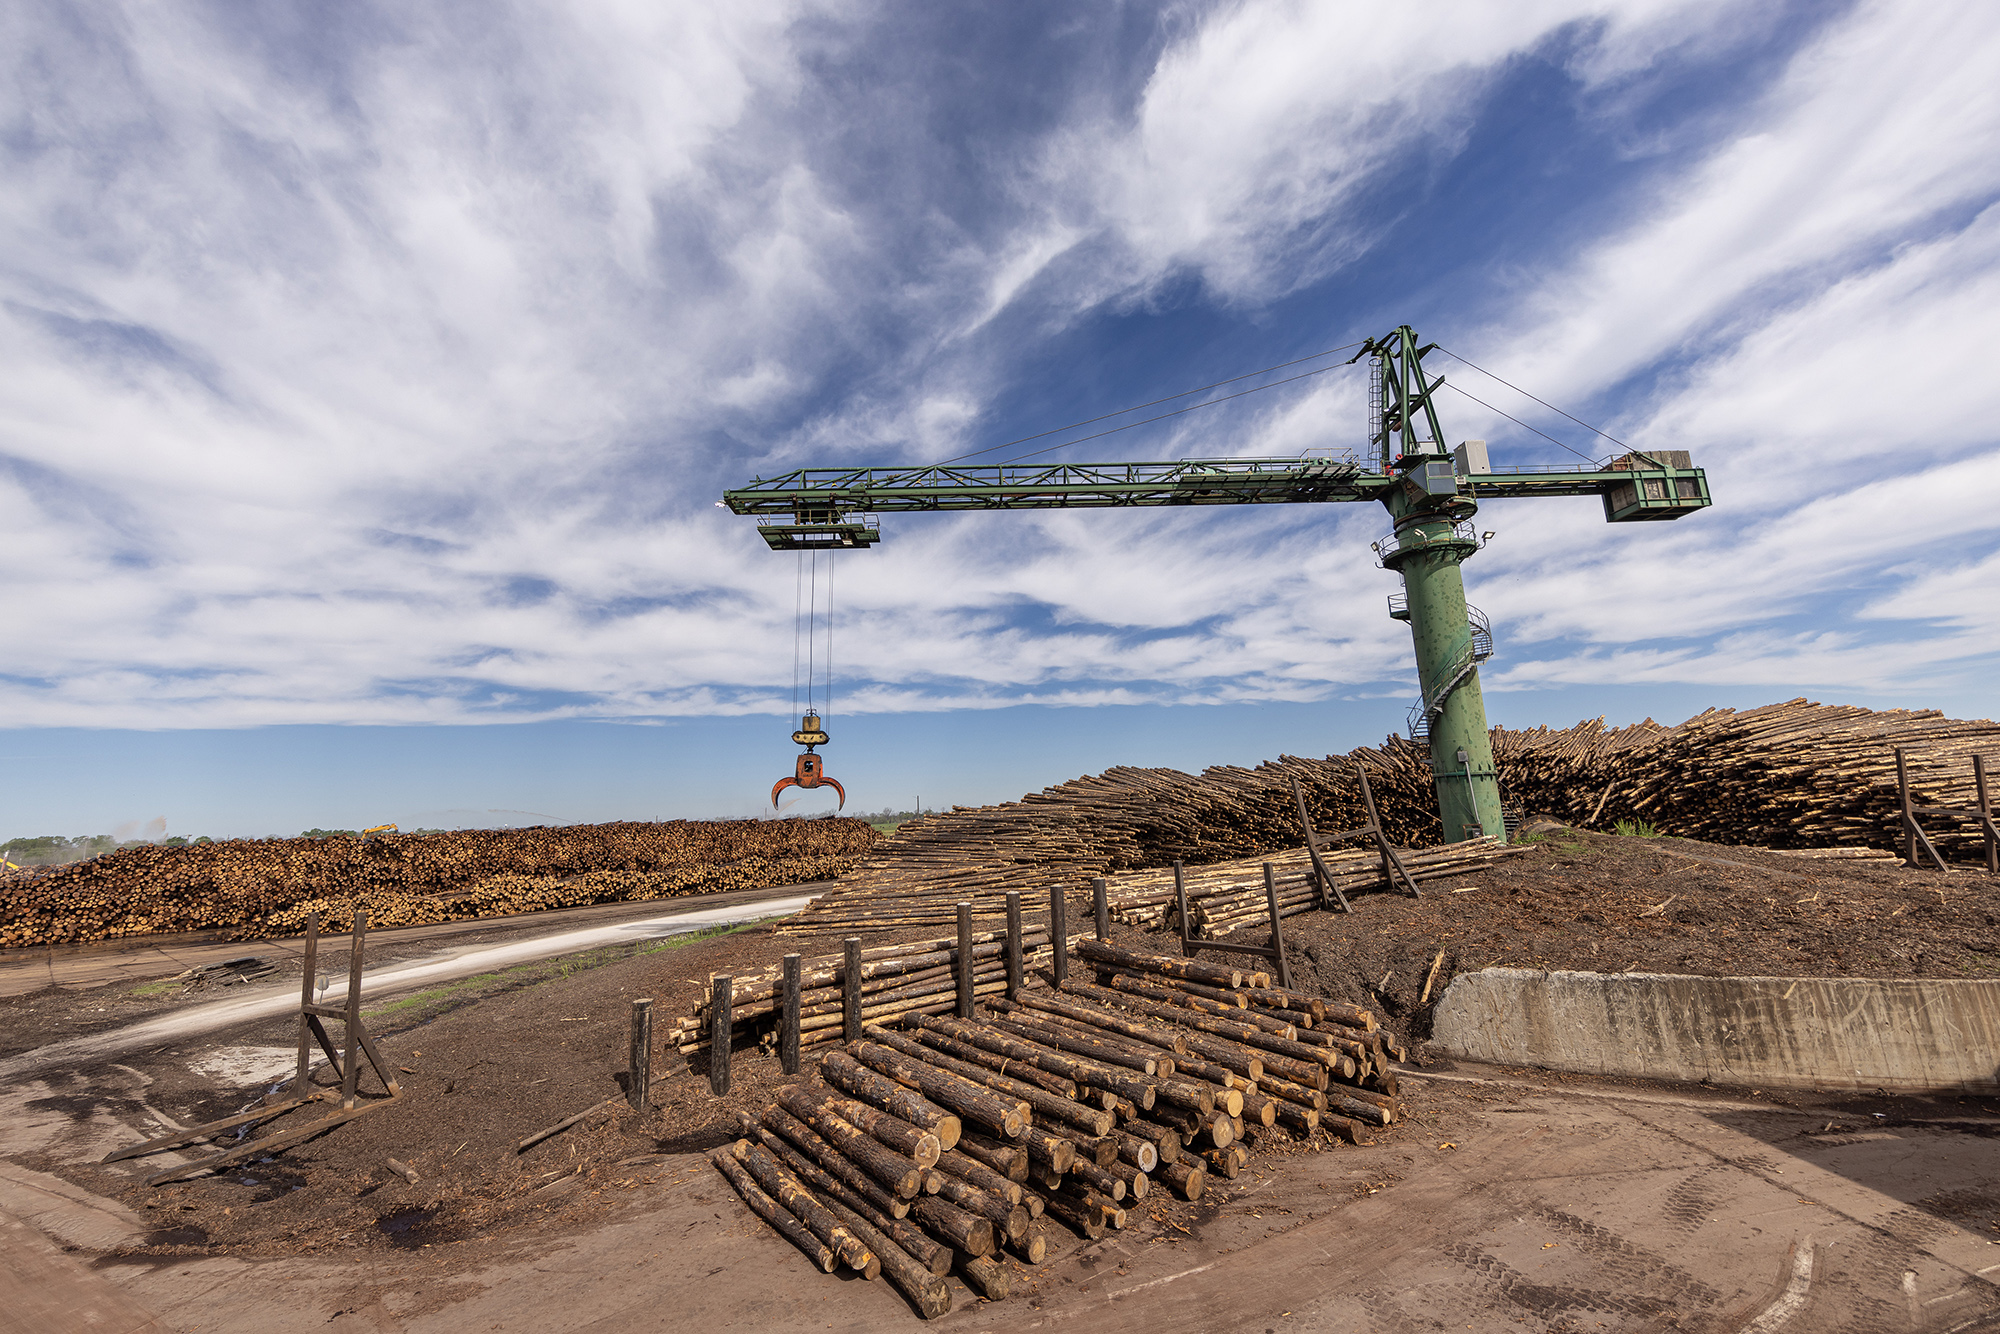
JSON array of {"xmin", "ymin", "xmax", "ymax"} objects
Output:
[{"xmin": 1, "ymin": 0, "xmax": 1995, "ymax": 731}]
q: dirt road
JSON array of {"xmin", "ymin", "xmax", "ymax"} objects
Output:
[
  {"xmin": 0, "ymin": 890, "xmax": 811, "ymax": 1083},
  {"xmin": 6, "ymin": 1061, "xmax": 1996, "ymax": 1332}
]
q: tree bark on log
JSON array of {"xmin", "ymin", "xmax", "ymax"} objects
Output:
[
  {"xmin": 743, "ymin": 1119, "xmax": 943, "ymax": 1271},
  {"xmin": 959, "ymin": 1253, "xmax": 1011, "ymax": 1301},
  {"xmin": 795, "ymin": 1084, "xmax": 943, "ymax": 1169},
  {"xmin": 822, "ymin": 1051, "xmax": 963, "ymax": 1150},
  {"xmin": 731, "ymin": 1140, "xmax": 874, "ymax": 1273},
  {"xmin": 776, "ymin": 1085, "xmax": 923, "ymax": 1199},
  {"xmin": 908, "ymin": 1193, "xmax": 995, "ymax": 1257},
  {"xmin": 1075, "ymin": 939, "xmax": 1242, "ymax": 988},
  {"xmin": 953, "ymin": 1129, "xmax": 1027, "ymax": 1181},
  {"xmin": 935, "ymin": 1148, "xmax": 1020, "ymax": 1204},
  {"xmin": 710, "ymin": 1146, "xmax": 836, "ymax": 1273},
  {"xmin": 758, "ymin": 1105, "xmax": 912, "ymax": 1219},
  {"xmin": 848, "ymin": 1032, "xmax": 1032, "ymax": 1136},
  {"xmin": 1161, "ymin": 1158, "xmax": 1206, "ymax": 1201},
  {"xmin": 816, "ymin": 1194, "xmax": 953, "ymax": 1318},
  {"xmin": 864, "ymin": 1027, "xmax": 1109, "ymax": 1135}
]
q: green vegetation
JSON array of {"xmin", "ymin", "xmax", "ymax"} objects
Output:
[
  {"xmin": 129, "ymin": 979, "xmax": 183, "ymax": 998},
  {"xmin": 1614, "ymin": 819, "xmax": 1662, "ymax": 837}
]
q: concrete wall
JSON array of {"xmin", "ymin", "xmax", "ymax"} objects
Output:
[{"xmin": 1429, "ymin": 968, "xmax": 2000, "ymax": 1093}]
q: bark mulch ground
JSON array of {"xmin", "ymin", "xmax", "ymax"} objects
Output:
[{"xmin": 18, "ymin": 824, "xmax": 1995, "ymax": 1269}]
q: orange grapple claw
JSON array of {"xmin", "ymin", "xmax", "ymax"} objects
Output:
[{"xmin": 772, "ymin": 753, "xmax": 845, "ymax": 810}]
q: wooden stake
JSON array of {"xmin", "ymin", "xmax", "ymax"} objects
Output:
[
  {"xmin": 709, "ymin": 974, "xmax": 732, "ymax": 1097},
  {"xmin": 1050, "ymin": 883, "xmax": 1068, "ymax": 986},
  {"xmin": 628, "ymin": 998, "xmax": 653, "ymax": 1114},
  {"xmin": 843, "ymin": 937, "xmax": 863, "ymax": 1042},
  {"xmin": 1093, "ymin": 877, "xmax": 1109, "ymax": 941},
  {"xmin": 1004, "ymin": 891, "xmax": 1023, "ymax": 1000},
  {"xmin": 780, "ymin": 953, "xmax": 802, "ymax": 1075},
  {"xmin": 955, "ymin": 902, "xmax": 974, "ymax": 1019}
]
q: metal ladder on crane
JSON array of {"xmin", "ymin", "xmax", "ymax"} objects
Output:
[{"xmin": 1406, "ymin": 606, "xmax": 1493, "ymax": 743}]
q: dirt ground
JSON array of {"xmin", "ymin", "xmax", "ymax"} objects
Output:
[{"xmin": 5, "ymin": 823, "xmax": 1996, "ymax": 1285}]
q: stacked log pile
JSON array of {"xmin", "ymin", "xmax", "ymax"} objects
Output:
[
  {"xmin": 709, "ymin": 942, "xmax": 1403, "ymax": 1317},
  {"xmin": 787, "ymin": 746, "xmax": 1441, "ymax": 934},
  {"xmin": 0, "ymin": 819, "xmax": 878, "ymax": 949},
  {"xmin": 787, "ymin": 701, "xmax": 1998, "ymax": 935},
  {"xmin": 671, "ymin": 927, "xmax": 1059, "ymax": 1058},
  {"xmin": 1105, "ymin": 839, "xmax": 1527, "ymax": 937}
]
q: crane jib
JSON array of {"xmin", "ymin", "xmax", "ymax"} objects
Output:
[{"xmin": 721, "ymin": 325, "xmax": 1712, "ymax": 848}]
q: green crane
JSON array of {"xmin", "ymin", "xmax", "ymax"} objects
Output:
[{"xmin": 722, "ymin": 326, "xmax": 1710, "ymax": 843}]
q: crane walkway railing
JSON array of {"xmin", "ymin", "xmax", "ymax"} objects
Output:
[{"xmin": 1406, "ymin": 607, "xmax": 1494, "ymax": 742}]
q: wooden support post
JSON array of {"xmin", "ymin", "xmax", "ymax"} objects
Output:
[
  {"xmin": 629, "ymin": 998, "xmax": 654, "ymax": 1114},
  {"xmin": 1093, "ymin": 877, "xmax": 1110, "ymax": 942},
  {"xmin": 341, "ymin": 910, "xmax": 366, "ymax": 1108},
  {"xmin": 843, "ymin": 937, "xmax": 863, "ymax": 1043},
  {"xmin": 1898, "ymin": 747, "xmax": 1948, "ymax": 870},
  {"xmin": 1978, "ymin": 755, "xmax": 1998, "ymax": 875},
  {"xmin": 1004, "ymin": 891, "xmax": 1024, "ymax": 1001},
  {"xmin": 710, "ymin": 974, "xmax": 733, "ymax": 1097},
  {"xmin": 1050, "ymin": 885, "xmax": 1068, "ymax": 987},
  {"xmin": 956, "ymin": 902, "xmax": 975, "ymax": 1019},
  {"xmin": 780, "ymin": 953, "xmax": 802, "ymax": 1074},
  {"xmin": 1173, "ymin": 861, "xmax": 1193, "ymax": 954},
  {"xmin": 294, "ymin": 911, "xmax": 320, "ymax": 1091},
  {"xmin": 1263, "ymin": 864, "xmax": 1292, "ymax": 990}
]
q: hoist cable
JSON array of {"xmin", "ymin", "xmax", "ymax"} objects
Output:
[
  {"xmin": 1435, "ymin": 347, "xmax": 1630, "ymax": 449},
  {"xmin": 806, "ymin": 551, "xmax": 818, "ymax": 714},
  {"xmin": 1435, "ymin": 382, "xmax": 1603, "ymax": 468},
  {"xmin": 792, "ymin": 550, "xmax": 803, "ymax": 716},
  {"xmin": 825, "ymin": 553, "xmax": 834, "ymax": 723}
]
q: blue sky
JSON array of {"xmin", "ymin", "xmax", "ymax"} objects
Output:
[{"xmin": 3, "ymin": 1, "xmax": 1997, "ymax": 837}]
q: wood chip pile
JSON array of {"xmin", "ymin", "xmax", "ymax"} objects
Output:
[
  {"xmin": 710, "ymin": 941, "xmax": 1401, "ymax": 1318},
  {"xmin": 788, "ymin": 701, "xmax": 1998, "ymax": 934},
  {"xmin": 1106, "ymin": 837, "xmax": 1527, "ymax": 937},
  {"xmin": 0, "ymin": 818, "xmax": 879, "ymax": 949}
]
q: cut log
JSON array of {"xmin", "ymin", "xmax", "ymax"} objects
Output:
[
  {"xmin": 1075, "ymin": 939, "xmax": 1242, "ymax": 988},
  {"xmin": 1003, "ymin": 1221, "xmax": 1051, "ymax": 1266},
  {"xmin": 757, "ymin": 1106, "xmax": 911, "ymax": 1219},
  {"xmin": 776, "ymin": 1085, "xmax": 923, "ymax": 1199},
  {"xmin": 847, "ymin": 1038, "xmax": 1028, "ymax": 1139},
  {"xmin": 822, "ymin": 1051, "xmax": 963, "ymax": 1150},
  {"xmin": 954, "ymin": 1129, "xmax": 1028, "ymax": 1181},
  {"xmin": 935, "ymin": 1148, "xmax": 1020, "ymax": 1204},
  {"xmin": 1161, "ymin": 1158, "xmax": 1206, "ymax": 1201},
  {"xmin": 959, "ymin": 1253, "xmax": 1011, "ymax": 1301},
  {"xmin": 815, "ymin": 1194, "xmax": 952, "ymax": 1318},
  {"xmin": 710, "ymin": 1146, "xmax": 835, "ymax": 1273},
  {"xmin": 795, "ymin": 1084, "xmax": 943, "ymax": 1169},
  {"xmin": 730, "ymin": 1140, "xmax": 873, "ymax": 1273},
  {"xmin": 909, "ymin": 1193, "xmax": 995, "ymax": 1257}
]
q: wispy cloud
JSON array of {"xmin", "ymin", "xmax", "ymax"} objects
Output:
[{"xmin": 0, "ymin": 0, "xmax": 1993, "ymax": 731}]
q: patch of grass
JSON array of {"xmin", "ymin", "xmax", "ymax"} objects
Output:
[
  {"xmin": 130, "ymin": 978, "xmax": 182, "ymax": 998},
  {"xmin": 637, "ymin": 920, "xmax": 760, "ymax": 955},
  {"xmin": 1614, "ymin": 819, "xmax": 1662, "ymax": 838}
]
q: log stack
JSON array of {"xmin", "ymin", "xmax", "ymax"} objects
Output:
[
  {"xmin": 671, "ymin": 926, "xmax": 1059, "ymax": 1058},
  {"xmin": 1104, "ymin": 839, "xmax": 1527, "ymax": 936},
  {"xmin": 782, "ymin": 701, "xmax": 1999, "ymax": 936},
  {"xmin": 708, "ymin": 944, "xmax": 1404, "ymax": 1317},
  {"xmin": 0, "ymin": 818, "xmax": 880, "ymax": 949}
]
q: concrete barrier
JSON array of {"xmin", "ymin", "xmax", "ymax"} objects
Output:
[{"xmin": 1429, "ymin": 968, "xmax": 2000, "ymax": 1093}]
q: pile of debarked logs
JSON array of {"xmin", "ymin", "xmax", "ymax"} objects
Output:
[{"xmin": 709, "ymin": 939, "xmax": 1402, "ymax": 1318}]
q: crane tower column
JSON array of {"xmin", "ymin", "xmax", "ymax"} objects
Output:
[{"xmin": 1384, "ymin": 508, "xmax": 1503, "ymax": 841}]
